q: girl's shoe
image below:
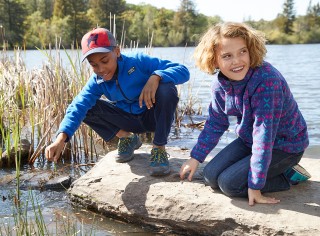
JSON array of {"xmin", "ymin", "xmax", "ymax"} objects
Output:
[{"xmin": 285, "ymin": 164, "xmax": 311, "ymax": 185}]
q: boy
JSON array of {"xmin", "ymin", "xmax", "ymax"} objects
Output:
[{"xmin": 45, "ymin": 28, "xmax": 190, "ymax": 176}]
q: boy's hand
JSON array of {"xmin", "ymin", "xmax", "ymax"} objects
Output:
[
  {"xmin": 248, "ymin": 188, "xmax": 280, "ymax": 206},
  {"xmin": 45, "ymin": 133, "xmax": 67, "ymax": 163},
  {"xmin": 179, "ymin": 158, "xmax": 200, "ymax": 181},
  {"xmin": 139, "ymin": 75, "xmax": 161, "ymax": 109}
]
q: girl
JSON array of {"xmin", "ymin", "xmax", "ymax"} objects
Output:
[{"xmin": 179, "ymin": 22, "xmax": 309, "ymax": 205}]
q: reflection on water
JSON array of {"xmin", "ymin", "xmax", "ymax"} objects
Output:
[{"xmin": 0, "ymin": 188, "xmax": 158, "ymax": 235}]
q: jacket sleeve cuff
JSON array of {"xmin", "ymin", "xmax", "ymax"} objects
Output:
[
  {"xmin": 56, "ymin": 130, "xmax": 71, "ymax": 142},
  {"xmin": 190, "ymin": 148, "xmax": 206, "ymax": 163}
]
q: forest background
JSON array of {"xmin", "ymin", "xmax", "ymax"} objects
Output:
[{"xmin": 0, "ymin": 0, "xmax": 319, "ymax": 50}]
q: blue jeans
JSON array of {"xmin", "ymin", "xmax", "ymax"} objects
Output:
[
  {"xmin": 83, "ymin": 82, "xmax": 179, "ymax": 146},
  {"xmin": 203, "ymin": 137, "xmax": 304, "ymax": 197}
]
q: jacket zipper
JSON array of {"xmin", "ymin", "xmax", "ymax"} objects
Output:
[{"xmin": 115, "ymin": 77, "xmax": 135, "ymax": 113}]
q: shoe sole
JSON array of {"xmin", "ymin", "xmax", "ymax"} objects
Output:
[
  {"xmin": 150, "ymin": 166, "xmax": 171, "ymax": 176},
  {"xmin": 116, "ymin": 155, "xmax": 134, "ymax": 163}
]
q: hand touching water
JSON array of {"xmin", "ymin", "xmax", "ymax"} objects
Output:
[{"xmin": 45, "ymin": 132, "xmax": 67, "ymax": 163}]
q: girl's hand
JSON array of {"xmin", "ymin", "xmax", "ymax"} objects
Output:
[
  {"xmin": 179, "ymin": 158, "xmax": 200, "ymax": 181},
  {"xmin": 45, "ymin": 133, "xmax": 67, "ymax": 163},
  {"xmin": 248, "ymin": 188, "xmax": 280, "ymax": 206},
  {"xmin": 139, "ymin": 75, "xmax": 161, "ymax": 109}
]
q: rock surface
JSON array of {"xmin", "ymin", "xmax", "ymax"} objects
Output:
[
  {"xmin": 0, "ymin": 169, "xmax": 72, "ymax": 191},
  {"xmin": 0, "ymin": 139, "xmax": 32, "ymax": 167},
  {"xmin": 68, "ymin": 145, "xmax": 320, "ymax": 235}
]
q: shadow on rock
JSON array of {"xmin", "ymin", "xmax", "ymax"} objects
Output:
[{"xmin": 121, "ymin": 148, "xmax": 204, "ymax": 218}]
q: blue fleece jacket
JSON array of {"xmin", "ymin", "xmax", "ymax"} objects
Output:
[{"xmin": 58, "ymin": 52, "xmax": 190, "ymax": 140}]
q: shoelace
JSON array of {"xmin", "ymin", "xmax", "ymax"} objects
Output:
[
  {"xmin": 151, "ymin": 148, "xmax": 170, "ymax": 163},
  {"xmin": 118, "ymin": 137, "xmax": 133, "ymax": 153}
]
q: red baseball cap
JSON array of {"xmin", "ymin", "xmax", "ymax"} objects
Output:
[{"xmin": 81, "ymin": 28, "xmax": 117, "ymax": 61}]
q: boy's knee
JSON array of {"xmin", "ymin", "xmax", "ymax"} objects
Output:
[{"xmin": 156, "ymin": 83, "xmax": 178, "ymax": 103}]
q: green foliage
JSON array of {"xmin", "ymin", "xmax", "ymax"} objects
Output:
[
  {"xmin": 0, "ymin": 0, "xmax": 27, "ymax": 48},
  {"xmin": 174, "ymin": 0, "xmax": 197, "ymax": 45},
  {"xmin": 38, "ymin": 0, "xmax": 54, "ymax": 19},
  {"xmin": 53, "ymin": 0, "xmax": 72, "ymax": 18},
  {"xmin": 54, "ymin": 0, "xmax": 90, "ymax": 46},
  {"xmin": 88, "ymin": 0, "xmax": 126, "ymax": 37},
  {"xmin": 152, "ymin": 8, "xmax": 175, "ymax": 46},
  {"xmin": 0, "ymin": 0, "xmax": 320, "ymax": 49},
  {"xmin": 23, "ymin": 11, "xmax": 51, "ymax": 48},
  {"xmin": 281, "ymin": 0, "xmax": 296, "ymax": 34},
  {"xmin": 168, "ymin": 30, "xmax": 184, "ymax": 46}
]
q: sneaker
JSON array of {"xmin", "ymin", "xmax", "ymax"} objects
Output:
[
  {"xmin": 116, "ymin": 134, "xmax": 142, "ymax": 163},
  {"xmin": 149, "ymin": 148, "xmax": 170, "ymax": 176},
  {"xmin": 284, "ymin": 164, "xmax": 311, "ymax": 185}
]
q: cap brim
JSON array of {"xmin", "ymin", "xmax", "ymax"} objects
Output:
[{"xmin": 81, "ymin": 47, "xmax": 114, "ymax": 62}]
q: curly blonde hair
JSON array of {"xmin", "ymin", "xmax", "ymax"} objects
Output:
[{"xmin": 194, "ymin": 22, "xmax": 267, "ymax": 74}]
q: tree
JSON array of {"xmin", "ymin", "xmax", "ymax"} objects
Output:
[
  {"xmin": 153, "ymin": 8, "xmax": 175, "ymax": 46},
  {"xmin": 21, "ymin": 0, "xmax": 53, "ymax": 19},
  {"xmin": 53, "ymin": 0, "xmax": 90, "ymax": 47},
  {"xmin": 53, "ymin": 0, "xmax": 72, "ymax": 18},
  {"xmin": 88, "ymin": 0, "xmax": 126, "ymax": 37},
  {"xmin": 301, "ymin": 1, "xmax": 320, "ymax": 43},
  {"xmin": 23, "ymin": 11, "xmax": 51, "ymax": 48},
  {"xmin": 173, "ymin": 0, "xmax": 197, "ymax": 45},
  {"xmin": 191, "ymin": 13, "xmax": 220, "ymax": 46},
  {"xmin": 127, "ymin": 11, "xmax": 144, "ymax": 46},
  {"xmin": 38, "ymin": 0, "xmax": 54, "ymax": 19},
  {"xmin": 306, "ymin": 1, "xmax": 320, "ymax": 28},
  {"xmin": 0, "ymin": 0, "xmax": 27, "ymax": 48},
  {"xmin": 22, "ymin": 0, "xmax": 38, "ymax": 14},
  {"xmin": 282, "ymin": 0, "xmax": 296, "ymax": 34}
]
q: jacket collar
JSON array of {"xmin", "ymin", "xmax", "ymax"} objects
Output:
[{"xmin": 217, "ymin": 67, "xmax": 255, "ymax": 93}]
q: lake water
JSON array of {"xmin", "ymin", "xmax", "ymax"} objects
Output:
[
  {"xmin": 7, "ymin": 44, "xmax": 319, "ymax": 147},
  {"xmin": 1, "ymin": 45, "xmax": 320, "ymax": 234}
]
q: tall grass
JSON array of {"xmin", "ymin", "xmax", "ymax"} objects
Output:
[
  {"xmin": 0, "ymin": 47, "xmax": 101, "ymax": 235},
  {"xmin": 0, "ymin": 45, "xmax": 103, "ymax": 168},
  {"xmin": 0, "ymin": 46, "xmax": 105, "ymax": 235}
]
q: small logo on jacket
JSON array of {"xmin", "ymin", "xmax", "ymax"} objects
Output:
[{"xmin": 128, "ymin": 67, "xmax": 135, "ymax": 75}]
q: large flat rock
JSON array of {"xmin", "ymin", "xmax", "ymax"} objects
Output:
[{"xmin": 68, "ymin": 145, "xmax": 320, "ymax": 235}]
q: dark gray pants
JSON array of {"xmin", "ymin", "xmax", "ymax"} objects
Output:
[{"xmin": 83, "ymin": 82, "xmax": 179, "ymax": 146}]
